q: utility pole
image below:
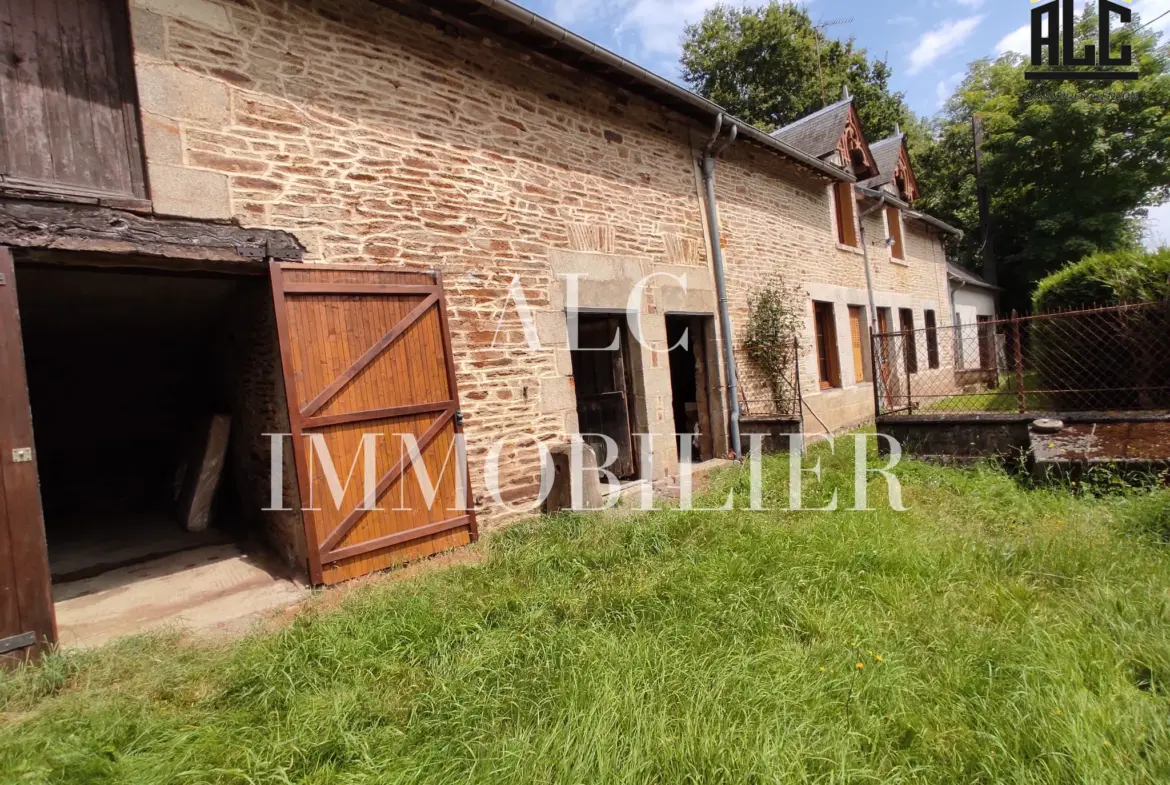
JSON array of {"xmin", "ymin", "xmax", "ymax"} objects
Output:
[{"xmin": 972, "ymin": 114, "xmax": 996, "ymax": 285}]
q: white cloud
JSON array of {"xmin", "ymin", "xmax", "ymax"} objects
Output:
[
  {"xmin": 1144, "ymin": 201, "xmax": 1170, "ymax": 251},
  {"xmin": 956, "ymin": 0, "xmax": 985, "ymax": 7},
  {"xmin": 994, "ymin": 23, "xmax": 1032, "ymax": 56},
  {"xmin": 1135, "ymin": 0, "xmax": 1170, "ymax": 33},
  {"xmin": 614, "ymin": 0, "xmax": 723, "ymax": 57},
  {"xmin": 907, "ymin": 16, "xmax": 985, "ymax": 75},
  {"xmin": 935, "ymin": 71, "xmax": 964, "ymax": 108}
]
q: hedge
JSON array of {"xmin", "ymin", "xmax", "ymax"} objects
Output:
[
  {"xmin": 1033, "ymin": 248, "xmax": 1170, "ymax": 312},
  {"xmin": 1031, "ymin": 249, "xmax": 1170, "ymax": 411}
]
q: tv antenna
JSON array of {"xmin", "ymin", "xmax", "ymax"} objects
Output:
[{"xmin": 813, "ymin": 16, "xmax": 854, "ymax": 107}]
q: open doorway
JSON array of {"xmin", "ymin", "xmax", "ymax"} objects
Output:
[
  {"xmin": 12, "ymin": 260, "xmax": 306, "ymax": 645},
  {"xmin": 569, "ymin": 313, "xmax": 640, "ymax": 480},
  {"xmin": 666, "ymin": 314, "xmax": 718, "ymax": 463}
]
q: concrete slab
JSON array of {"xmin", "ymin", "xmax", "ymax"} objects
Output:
[
  {"xmin": 54, "ymin": 544, "xmax": 309, "ymax": 649},
  {"xmin": 1031, "ymin": 421, "xmax": 1170, "ymax": 483}
]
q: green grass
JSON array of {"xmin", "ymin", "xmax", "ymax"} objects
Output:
[
  {"xmin": 2, "ymin": 444, "xmax": 1170, "ymax": 784},
  {"xmin": 926, "ymin": 371, "xmax": 1055, "ymax": 413}
]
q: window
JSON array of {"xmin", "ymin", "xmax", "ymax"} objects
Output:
[
  {"xmin": 0, "ymin": 0, "xmax": 146, "ymax": 201},
  {"xmin": 924, "ymin": 310, "xmax": 940, "ymax": 369},
  {"xmin": 833, "ymin": 183, "xmax": 858, "ymax": 247},
  {"xmin": 848, "ymin": 305, "xmax": 866, "ymax": 383},
  {"xmin": 813, "ymin": 301, "xmax": 841, "ymax": 389},
  {"xmin": 899, "ymin": 308, "xmax": 918, "ymax": 374},
  {"xmin": 886, "ymin": 206, "xmax": 905, "ymax": 260}
]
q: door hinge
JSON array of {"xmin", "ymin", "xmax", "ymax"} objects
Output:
[
  {"xmin": 0, "ymin": 631, "xmax": 36, "ymax": 654},
  {"xmin": 0, "ymin": 272, "xmax": 7, "ymax": 285},
  {"xmin": 455, "ymin": 410, "xmax": 465, "ymax": 426},
  {"xmin": 11, "ymin": 448, "xmax": 33, "ymax": 463}
]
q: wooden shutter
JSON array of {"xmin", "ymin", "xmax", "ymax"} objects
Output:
[
  {"xmin": 813, "ymin": 301, "xmax": 840, "ymax": 389},
  {"xmin": 0, "ymin": 0, "xmax": 146, "ymax": 201},
  {"xmin": 0, "ymin": 249, "xmax": 56, "ymax": 661},
  {"xmin": 834, "ymin": 183, "xmax": 857, "ymax": 247},
  {"xmin": 848, "ymin": 306, "xmax": 865, "ymax": 383},
  {"xmin": 887, "ymin": 207, "xmax": 905, "ymax": 260},
  {"xmin": 925, "ymin": 310, "xmax": 940, "ymax": 369},
  {"xmin": 899, "ymin": 308, "xmax": 918, "ymax": 374},
  {"xmin": 270, "ymin": 264, "xmax": 476, "ymax": 586}
]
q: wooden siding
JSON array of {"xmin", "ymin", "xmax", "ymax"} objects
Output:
[{"xmin": 0, "ymin": 0, "xmax": 145, "ymax": 200}]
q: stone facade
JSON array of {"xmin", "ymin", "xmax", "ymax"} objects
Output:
[
  {"xmin": 124, "ymin": 0, "xmax": 956, "ymax": 521},
  {"xmin": 713, "ymin": 144, "xmax": 956, "ymax": 433}
]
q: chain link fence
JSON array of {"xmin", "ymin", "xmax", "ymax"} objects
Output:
[{"xmin": 873, "ymin": 301, "xmax": 1170, "ymax": 416}]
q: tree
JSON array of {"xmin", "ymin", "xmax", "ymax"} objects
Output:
[
  {"xmin": 680, "ymin": 2, "xmax": 912, "ymax": 138},
  {"xmin": 916, "ymin": 7, "xmax": 1170, "ymax": 311}
]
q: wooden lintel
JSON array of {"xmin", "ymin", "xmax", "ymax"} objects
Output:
[{"xmin": 0, "ymin": 199, "xmax": 305, "ymax": 262}]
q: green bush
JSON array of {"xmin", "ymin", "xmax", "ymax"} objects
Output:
[
  {"xmin": 1033, "ymin": 248, "xmax": 1170, "ymax": 312},
  {"xmin": 1031, "ymin": 249, "xmax": 1170, "ymax": 410}
]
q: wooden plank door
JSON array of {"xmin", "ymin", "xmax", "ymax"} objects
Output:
[
  {"xmin": 0, "ymin": 0, "xmax": 146, "ymax": 201},
  {"xmin": 875, "ymin": 308, "xmax": 900, "ymax": 411},
  {"xmin": 570, "ymin": 317, "xmax": 637, "ymax": 479},
  {"xmin": 270, "ymin": 264, "xmax": 476, "ymax": 586},
  {"xmin": 0, "ymin": 249, "xmax": 56, "ymax": 661}
]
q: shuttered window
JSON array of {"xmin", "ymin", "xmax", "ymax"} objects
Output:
[
  {"xmin": 925, "ymin": 309, "xmax": 940, "ymax": 369},
  {"xmin": 899, "ymin": 308, "xmax": 918, "ymax": 374},
  {"xmin": 0, "ymin": 0, "xmax": 146, "ymax": 200},
  {"xmin": 833, "ymin": 183, "xmax": 858, "ymax": 247},
  {"xmin": 887, "ymin": 207, "xmax": 905, "ymax": 260},
  {"xmin": 813, "ymin": 301, "xmax": 841, "ymax": 389},
  {"xmin": 848, "ymin": 306, "xmax": 866, "ymax": 383}
]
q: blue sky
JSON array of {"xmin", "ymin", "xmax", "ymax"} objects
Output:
[{"xmin": 518, "ymin": 0, "xmax": 1170, "ymax": 247}]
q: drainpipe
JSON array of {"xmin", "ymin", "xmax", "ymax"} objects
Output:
[
  {"xmin": 700, "ymin": 114, "xmax": 742, "ymax": 459},
  {"xmin": 857, "ymin": 195, "xmax": 890, "ymax": 333}
]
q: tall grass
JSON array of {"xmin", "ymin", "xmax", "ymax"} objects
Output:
[{"xmin": 2, "ymin": 443, "xmax": 1169, "ymax": 784}]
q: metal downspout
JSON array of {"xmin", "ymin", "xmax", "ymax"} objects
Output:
[
  {"xmin": 858, "ymin": 195, "xmax": 888, "ymax": 333},
  {"xmin": 700, "ymin": 115, "xmax": 743, "ymax": 458}
]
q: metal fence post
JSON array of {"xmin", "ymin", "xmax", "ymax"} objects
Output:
[
  {"xmin": 793, "ymin": 336, "xmax": 804, "ymax": 429},
  {"xmin": 903, "ymin": 332, "xmax": 912, "ymax": 413},
  {"xmin": 1011, "ymin": 310, "xmax": 1026, "ymax": 413},
  {"xmin": 869, "ymin": 326, "xmax": 882, "ymax": 417}
]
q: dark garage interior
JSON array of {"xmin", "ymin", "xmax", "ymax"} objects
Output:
[{"xmin": 13, "ymin": 261, "xmax": 302, "ymax": 587}]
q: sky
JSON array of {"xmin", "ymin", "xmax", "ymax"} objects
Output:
[{"xmin": 520, "ymin": 0, "xmax": 1170, "ymax": 248}]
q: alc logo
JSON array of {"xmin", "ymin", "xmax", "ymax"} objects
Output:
[{"xmin": 1028, "ymin": 0, "xmax": 1136, "ymax": 81}]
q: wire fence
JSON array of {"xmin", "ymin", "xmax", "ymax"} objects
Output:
[{"xmin": 872, "ymin": 301, "xmax": 1170, "ymax": 417}]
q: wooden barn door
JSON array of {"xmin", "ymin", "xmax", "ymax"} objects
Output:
[
  {"xmin": 270, "ymin": 264, "xmax": 476, "ymax": 585},
  {"xmin": 0, "ymin": 249, "xmax": 56, "ymax": 660}
]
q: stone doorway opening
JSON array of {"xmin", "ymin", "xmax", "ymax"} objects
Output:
[{"xmin": 666, "ymin": 314, "xmax": 719, "ymax": 463}]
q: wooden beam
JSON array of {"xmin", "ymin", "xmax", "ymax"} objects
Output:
[{"xmin": 0, "ymin": 199, "xmax": 304, "ymax": 262}]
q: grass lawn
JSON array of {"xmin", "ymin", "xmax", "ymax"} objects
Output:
[{"xmin": 2, "ymin": 443, "xmax": 1170, "ymax": 784}]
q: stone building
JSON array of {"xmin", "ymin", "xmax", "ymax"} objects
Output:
[
  {"xmin": 0, "ymin": 0, "xmax": 959, "ymax": 652},
  {"xmin": 768, "ymin": 97, "xmax": 963, "ymax": 431}
]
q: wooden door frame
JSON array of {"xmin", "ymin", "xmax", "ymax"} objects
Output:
[
  {"xmin": 568, "ymin": 310, "xmax": 641, "ymax": 480},
  {"xmin": 270, "ymin": 264, "xmax": 476, "ymax": 586},
  {"xmin": 0, "ymin": 248, "xmax": 57, "ymax": 659}
]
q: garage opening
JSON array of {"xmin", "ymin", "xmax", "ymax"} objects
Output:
[
  {"xmin": 12, "ymin": 260, "xmax": 306, "ymax": 645},
  {"xmin": 666, "ymin": 314, "xmax": 718, "ymax": 463}
]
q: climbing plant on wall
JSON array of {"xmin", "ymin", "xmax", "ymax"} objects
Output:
[{"xmin": 744, "ymin": 280, "xmax": 802, "ymax": 414}]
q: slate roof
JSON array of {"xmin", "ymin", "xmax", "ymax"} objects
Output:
[
  {"xmin": 769, "ymin": 97, "xmax": 853, "ymax": 159},
  {"xmin": 860, "ymin": 135, "xmax": 904, "ymax": 190},
  {"xmin": 947, "ymin": 263, "xmax": 1000, "ymax": 290}
]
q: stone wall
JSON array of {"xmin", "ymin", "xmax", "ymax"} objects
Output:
[
  {"xmin": 127, "ymin": 0, "xmax": 733, "ymax": 522},
  {"xmin": 711, "ymin": 142, "xmax": 955, "ymax": 432},
  {"xmin": 124, "ymin": 0, "xmax": 956, "ymax": 513},
  {"xmin": 223, "ymin": 282, "xmax": 306, "ymax": 569}
]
